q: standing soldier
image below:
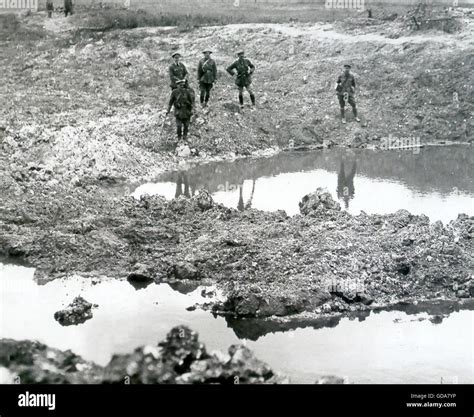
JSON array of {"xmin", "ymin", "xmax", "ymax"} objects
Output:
[
  {"xmin": 226, "ymin": 50, "xmax": 256, "ymax": 110},
  {"xmin": 46, "ymin": 0, "xmax": 53, "ymax": 18},
  {"xmin": 197, "ymin": 49, "xmax": 217, "ymax": 108},
  {"xmin": 64, "ymin": 0, "xmax": 73, "ymax": 16},
  {"xmin": 166, "ymin": 79, "xmax": 195, "ymax": 143},
  {"xmin": 169, "ymin": 52, "xmax": 189, "ymax": 91},
  {"xmin": 336, "ymin": 64, "xmax": 360, "ymax": 124}
]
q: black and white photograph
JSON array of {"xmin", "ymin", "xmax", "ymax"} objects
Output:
[{"xmin": 0, "ymin": 0, "xmax": 473, "ymax": 415}]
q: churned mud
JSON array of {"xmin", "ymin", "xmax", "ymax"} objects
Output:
[
  {"xmin": 0, "ymin": 8, "xmax": 473, "ymax": 383},
  {"xmin": 0, "ymin": 326, "xmax": 292, "ymax": 384}
]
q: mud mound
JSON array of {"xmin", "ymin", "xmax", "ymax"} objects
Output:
[{"xmin": 0, "ymin": 326, "xmax": 290, "ymax": 384}]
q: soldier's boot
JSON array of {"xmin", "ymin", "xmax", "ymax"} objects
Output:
[
  {"xmin": 340, "ymin": 108, "xmax": 346, "ymax": 124},
  {"xmin": 250, "ymin": 93, "xmax": 256, "ymax": 110},
  {"xmin": 239, "ymin": 93, "xmax": 244, "ymax": 109},
  {"xmin": 353, "ymin": 107, "xmax": 360, "ymax": 122}
]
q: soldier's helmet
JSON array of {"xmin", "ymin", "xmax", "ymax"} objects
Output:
[
  {"xmin": 172, "ymin": 52, "xmax": 182, "ymax": 58},
  {"xmin": 237, "ymin": 50, "xmax": 245, "ymax": 56},
  {"xmin": 344, "ymin": 64, "xmax": 351, "ymax": 69},
  {"xmin": 203, "ymin": 49, "xmax": 213, "ymax": 54}
]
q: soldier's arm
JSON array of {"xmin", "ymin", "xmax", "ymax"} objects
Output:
[
  {"xmin": 184, "ymin": 64, "xmax": 189, "ymax": 79},
  {"xmin": 197, "ymin": 61, "xmax": 203, "ymax": 79},
  {"xmin": 169, "ymin": 65, "xmax": 178, "ymax": 84},
  {"xmin": 226, "ymin": 62, "xmax": 236, "ymax": 76},
  {"xmin": 352, "ymin": 76, "xmax": 356, "ymax": 89},
  {"xmin": 167, "ymin": 93, "xmax": 175, "ymax": 114},
  {"xmin": 247, "ymin": 59, "xmax": 255, "ymax": 74},
  {"xmin": 212, "ymin": 61, "xmax": 218, "ymax": 80}
]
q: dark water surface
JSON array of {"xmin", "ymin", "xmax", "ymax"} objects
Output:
[
  {"xmin": 1, "ymin": 264, "xmax": 472, "ymax": 384},
  {"xmin": 133, "ymin": 146, "xmax": 473, "ymax": 223}
]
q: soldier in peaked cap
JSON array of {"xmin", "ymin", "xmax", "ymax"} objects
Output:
[
  {"xmin": 167, "ymin": 79, "xmax": 195, "ymax": 143},
  {"xmin": 226, "ymin": 50, "xmax": 256, "ymax": 110},
  {"xmin": 335, "ymin": 64, "xmax": 360, "ymax": 124},
  {"xmin": 169, "ymin": 52, "xmax": 189, "ymax": 91},
  {"xmin": 197, "ymin": 49, "xmax": 218, "ymax": 108}
]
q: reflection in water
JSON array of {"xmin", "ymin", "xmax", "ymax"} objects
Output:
[
  {"xmin": 237, "ymin": 179, "xmax": 256, "ymax": 211},
  {"xmin": 133, "ymin": 147, "xmax": 474, "ymax": 223},
  {"xmin": 337, "ymin": 159, "xmax": 357, "ymax": 209},
  {"xmin": 175, "ymin": 171, "xmax": 194, "ymax": 198},
  {"xmin": 1, "ymin": 264, "xmax": 473, "ymax": 384}
]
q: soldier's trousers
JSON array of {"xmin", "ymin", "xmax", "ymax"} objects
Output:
[
  {"xmin": 338, "ymin": 94, "xmax": 357, "ymax": 117},
  {"xmin": 176, "ymin": 117, "xmax": 190, "ymax": 140},
  {"xmin": 238, "ymin": 85, "xmax": 255, "ymax": 106},
  {"xmin": 199, "ymin": 82, "xmax": 213, "ymax": 104}
]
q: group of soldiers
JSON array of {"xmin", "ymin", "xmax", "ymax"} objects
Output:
[
  {"xmin": 46, "ymin": 0, "xmax": 74, "ymax": 17},
  {"xmin": 166, "ymin": 49, "xmax": 257, "ymax": 142},
  {"xmin": 165, "ymin": 50, "xmax": 360, "ymax": 142}
]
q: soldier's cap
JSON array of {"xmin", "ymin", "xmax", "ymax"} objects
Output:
[
  {"xmin": 237, "ymin": 50, "xmax": 245, "ymax": 56},
  {"xmin": 176, "ymin": 79, "xmax": 186, "ymax": 85},
  {"xmin": 344, "ymin": 64, "xmax": 351, "ymax": 68},
  {"xmin": 172, "ymin": 52, "xmax": 182, "ymax": 58},
  {"xmin": 203, "ymin": 49, "xmax": 213, "ymax": 54}
]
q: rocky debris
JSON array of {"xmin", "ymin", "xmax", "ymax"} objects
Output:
[
  {"xmin": 167, "ymin": 261, "xmax": 200, "ymax": 281},
  {"xmin": 201, "ymin": 288, "xmax": 216, "ymax": 298},
  {"xmin": 315, "ymin": 375, "xmax": 345, "ymax": 384},
  {"xmin": 192, "ymin": 189, "xmax": 214, "ymax": 211},
  {"xmin": 0, "ymin": 339, "xmax": 102, "ymax": 384},
  {"xmin": 127, "ymin": 263, "xmax": 154, "ymax": 288},
  {"xmin": 215, "ymin": 285, "xmax": 331, "ymax": 318},
  {"xmin": 299, "ymin": 188, "xmax": 341, "ymax": 216},
  {"xmin": 167, "ymin": 281, "xmax": 200, "ymax": 295},
  {"xmin": 102, "ymin": 326, "xmax": 287, "ymax": 384},
  {"xmin": 176, "ymin": 144, "xmax": 191, "ymax": 158},
  {"xmin": 53, "ymin": 296, "xmax": 97, "ymax": 326},
  {"xmin": 1, "ymin": 326, "xmax": 289, "ymax": 384},
  {"xmin": 2, "ymin": 184, "xmax": 472, "ymax": 320}
]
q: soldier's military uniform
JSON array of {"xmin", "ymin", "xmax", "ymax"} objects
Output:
[
  {"xmin": 169, "ymin": 53, "xmax": 189, "ymax": 90},
  {"xmin": 167, "ymin": 80, "xmax": 195, "ymax": 142},
  {"xmin": 64, "ymin": 0, "xmax": 73, "ymax": 16},
  {"xmin": 226, "ymin": 51, "xmax": 256, "ymax": 108},
  {"xmin": 46, "ymin": 0, "xmax": 53, "ymax": 17},
  {"xmin": 197, "ymin": 51, "xmax": 217, "ymax": 107},
  {"xmin": 336, "ymin": 64, "xmax": 359, "ymax": 123}
]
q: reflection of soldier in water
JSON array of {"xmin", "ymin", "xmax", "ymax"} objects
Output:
[
  {"xmin": 175, "ymin": 171, "xmax": 193, "ymax": 198},
  {"xmin": 237, "ymin": 179, "xmax": 256, "ymax": 211},
  {"xmin": 337, "ymin": 160, "xmax": 356, "ymax": 209}
]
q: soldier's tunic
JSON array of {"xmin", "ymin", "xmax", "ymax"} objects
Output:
[
  {"xmin": 226, "ymin": 58, "xmax": 255, "ymax": 89},
  {"xmin": 336, "ymin": 72, "xmax": 357, "ymax": 108},
  {"xmin": 168, "ymin": 86, "xmax": 195, "ymax": 140},
  {"xmin": 197, "ymin": 57, "xmax": 217, "ymax": 104},
  {"xmin": 46, "ymin": 0, "xmax": 53, "ymax": 17},
  {"xmin": 169, "ymin": 62, "xmax": 189, "ymax": 90},
  {"xmin": 64, "ymin": 0, "xmax": 73, "ymax": 16}
]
